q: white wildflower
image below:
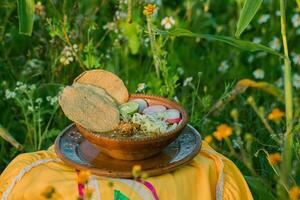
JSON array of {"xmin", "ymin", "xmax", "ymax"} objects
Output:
[
  {"xmin": 218, "ymin": 61, "xmax": 229, "ymax": 73},
  {"xmin": 252, "ymin": 37, "xmax": 262, "ymax": 44},
  {"xmin": 269, "ymin": 37, "xmax": 281, "ymax": 51},
  {"xmin": 292, "ymin": 14, "xmax": 300, "ymax": 28},
  {"xmin": 275, "ymin": 10, "xmax": 281, "ymax": 17},
  {"xmin": 173, "ymin": 96, "xmax": 179, "ymax": 102},
  {"xmin": 253, "ymin": 68, "xmax": 265, "ymax": 79},
  {"xmin": 5, "ymin": 89, "xmax": 16, "ymax": 99},
  {"xmin": 60, "ymin": 46, "xmax": 76, "ymax": 66},
  {"xmin": 136, "ymin": 83, "xmax": 147, "ymax": 93},
  {"xmin": 258, "ymin": 14, "xmax": 270, "ymax": 24},
  {"xmin": 35, "ymin": 98, "xmax": 43, "ymax": 104},
  {"xmin": 183, "ymin": 77, "xmax": 193, "ymax": 87},
  {"xmin": 161, "ymin": 16, "xmax": 175, "ymax": 29},
  {"xmin": 29, "ymin": 84, "xmax": 36, "ymax": 91},
  {"xmin": 247, "ymin": 55, "xmax": 255, "ymax": 63},
  {"xmin": 28, "ymin": 106, "xmax": 34, "ymax": 112},
  {"xmin": 291, "ymin": 52, "xmax": 300, "ymax": 65},
  {"xmin": 293, "ymin": 73, "xmax": 300, "ymax": 89},
  {"xmin": 275, "ymin": 77, "xmax": 283, "ymax": 88},
  {"xmin": 177, "ymin": 67, "xmax": 184, "ymax": 75}
]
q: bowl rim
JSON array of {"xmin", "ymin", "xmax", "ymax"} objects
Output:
[{"xmin": 76, "ymin": 93, "xmax": 188, "ymax": 142}]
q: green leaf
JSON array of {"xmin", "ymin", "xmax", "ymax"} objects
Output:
[
  {"xmin": 235, "ymin": 0, "xmax": 263, "ymax": 37},
  {"xmin": 17, "ymin": 0, "xmax": 35, "ymax": 36},
  {"xmin": 0, "ymin": 124, "xmax": 23, "ymax": 150},
  {"xmin": 156, "ymin": 28, "xmax": 284, "ymax": 58},
  {"xmin": 245, "ymin": 176, "xmax": 276, "ymax": 200},
  {"xmin": 121, "ymin": 22, "xmax": 140, "ymax": 54}
]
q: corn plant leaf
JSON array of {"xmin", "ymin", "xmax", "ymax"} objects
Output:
[
  {"xmin": 17, "ymin": 0, "xmax": 35, "ymax": 36},
  {"xmin": 156, "ymin": 28, "xmax": 284, "ymax": 58},
  {"xmin": 235, "ymin": 0, "xmax": 263, "ymax": 37},
  {"xmin": 245, "ymin": 176, "xmax": 276, "ymax": 199}
]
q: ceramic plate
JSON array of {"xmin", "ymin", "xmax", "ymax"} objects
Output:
[{"xmin": 55, "ymin": 124, "xmax": 201, "ymax": 178}]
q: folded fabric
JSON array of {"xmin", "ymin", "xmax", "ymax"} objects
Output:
[{"xmin": 0, "ymin": 142, "xmax": 253, "ymax": 200}]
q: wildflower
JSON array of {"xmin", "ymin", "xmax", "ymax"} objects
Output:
[
  {"xmin": 183, "ymin": 77, "xmax": 193, "ymax": 87},
  {"xmin": 292, "ymin": 14, "xmax": 300, "ymax": 28},
  {"xmin": 35, "ymin": 98, "xmax": 43, "ymax": 104},
  {"xmin": 161, "ymin": 17, "xmax": 175, "ymax": 29},
  {"xmin": 78, "ymin": 170, "xmax": 91, "ymax": 184},
  {"xmin": 275, "ymin": 77, "xmax": 283, "ymax": 88},
  {"xmin": 5, "ymin": 89, "xmax": 16, "ymax": 99},
  {"xmin": 269, "ymin": 37, "xmax": 281, "ymax": 51},
  {"xmin": 213, "ymin": 124, "xmax": 233, "ymax": 141},
  {"xmin": 267, "ymin": 152, "xmax": 281, "ymax": 165},
  {"xmin": 230, "ymin": 109, "xmax": 238, "ymax": 121},
  {"xmin": 177, "ymin": 67, "xmax": 184, "ymax": 75},
  {"xmin": 60, "ymin": 45, "xmax": 77, "ymax": 66},
  {"xmin": 244, "ymin": 133, "xmax": 253, "ymax": 142},
  {"xmin": 252, "ymin": 37, "xmax": 262, "ymax": 44},
  {"xmin": 291, "ymin": 53, "xmax": 300, "ymax": 65},
  {"xmin": 293, "ymin": 73, "xmax": 300, "ymax": 89},
  {"xmin": 28, "ymin": 106, "xmax": 34, "ymax": 112},
  {"xmin": 218, "ymin": 61, "xmax": 229, "ymax": 73},
  {"xmin": 173, "ymin": 96, "xmax": 179, "ymax": 102},
  {"xmin": 253, "ymin": 68, "xmax": 265, "ymax": 79},
  {"xmin": 204, "ymin": 135, "xmax": 213, "ymax": 144},
  {"xmin": 143, "ymin": 4, "xmax": 157, "ymax": 16},
  {"xmin": 258, "ymin": 14, "xmax": 270, "ymax": 24},
  {"xmin": 247, "ymin": 55, "xmax": 255, "ymax": 63},
  {"xmin": 136, "ymin": 83, "xmax": 147, "ymax": 93},
  {"xmin": 46, "ymin": 96, "xmax": 58, "ymax": 106},
  {"xmin": 289, "ymin": 186, "xmax": 300, "ymax": 200},
  {"xmin": 132, "ymin": 165, "xmax": 142, "ymax": 178},
  {"xmin": 103, "ymin": 22, "xmax": 116, "ymax": 31},
  {"xmin": 275, "ymin": 10, "xmax": 281, "ymax": 17},
  {"xmin": 268, "ymin": 108, "xmax": 284, "ymax": 123},
  {"xmin": 29, "ymin": 84, "xmax": 37, "ymax": 91},
  {"xmin": 35, "ymin": 2, "xmax": 46, "ymax": 18}
]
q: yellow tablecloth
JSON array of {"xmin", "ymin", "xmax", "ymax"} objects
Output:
[{"xmin": 0, "ymin": 142, "xmax": 253, "ymax": 200}]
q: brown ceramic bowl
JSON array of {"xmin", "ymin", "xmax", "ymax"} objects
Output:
[{"xmin": 76, "ymin": 94, "xmax": 188, "ymax": 161}]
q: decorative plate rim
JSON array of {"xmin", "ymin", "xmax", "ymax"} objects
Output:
[{"xmin": 54, "ymin": 124, "xmax": 202, "ymax": 178}]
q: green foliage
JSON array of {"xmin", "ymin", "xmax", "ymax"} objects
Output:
[
  {"xmin": 235, "ymin": 0, "xmax": 263, "ymax": 37},
  {"xmin": 17, "ymin": 0, "xmax": 35, "ymax": 35}
]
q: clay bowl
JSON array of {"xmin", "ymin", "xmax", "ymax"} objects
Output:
[{"xmin": 76, "ymin": 94, "xmax": 188, "ymax": 161}]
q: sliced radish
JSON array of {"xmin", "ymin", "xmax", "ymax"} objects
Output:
[
  {"xmin": 129, "ymin": 98, "xmax": 148, "ymax": 113},
  {"xmin": 164, "ymin": 109, "xmax": 181, "ymax": 124},
  {"xmin": 143, "ymin": 105, "xmax": 166, "ymax": 115}
]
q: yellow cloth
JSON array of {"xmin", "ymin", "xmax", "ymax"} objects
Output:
[{"xmin": 0, "ymin": 142, "xmax": 253, "ymax": 200}]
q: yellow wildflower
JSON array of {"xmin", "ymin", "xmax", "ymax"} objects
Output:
[
  {"xmin": 132, "ymin": 165, "xmax": 142, "ymax": 178},
  {"xmin": 78, "ymin": 170, "xmax": 91, "ymax": 184},
  {"xmin": 143, "ymin": 4, "xmax": 157, "ymax": 16},
  {"xmin": 213, "ymin": 124, "xmax": 232, "ymax": 141},
  {"xmin": 267, "ymin": 153, "xmax": 281, "ymax": 165},
  {"xmin": 268, "ymin": 108, "xmax": 284, "ymax": 122},
  {"xmin": 204, "ymin": 135, "xmax": 213, "ymax": 144},
  {"xmin": 289, "ymin": 186, "xmax": 300, "ymax": 200}
]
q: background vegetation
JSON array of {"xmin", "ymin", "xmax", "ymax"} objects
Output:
[{"xmin": 0, "ymin": 0, "xmax": 300, "ymax": 199}]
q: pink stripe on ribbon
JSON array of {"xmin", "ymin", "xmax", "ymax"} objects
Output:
[
  {"xmin": 138, "ymin": 180, "xmax": 159, "ymax": 200},
  {"xmin": 76, "ymin": 170, "xmax": 84, "ymax": 199}
]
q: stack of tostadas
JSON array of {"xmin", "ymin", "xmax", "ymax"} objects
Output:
[{"xmin": 59, "ymin": 70, "xmax": 129, "ymax": 132}]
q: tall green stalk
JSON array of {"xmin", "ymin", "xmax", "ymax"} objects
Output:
[{"xmin": 279, "ymin": 0, "xmax": 293, "ymax": 193}]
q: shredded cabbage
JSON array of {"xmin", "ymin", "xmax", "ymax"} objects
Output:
[{"xmin": 132, "ymin": 113, "xmax": 178, "ymax": 134}]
